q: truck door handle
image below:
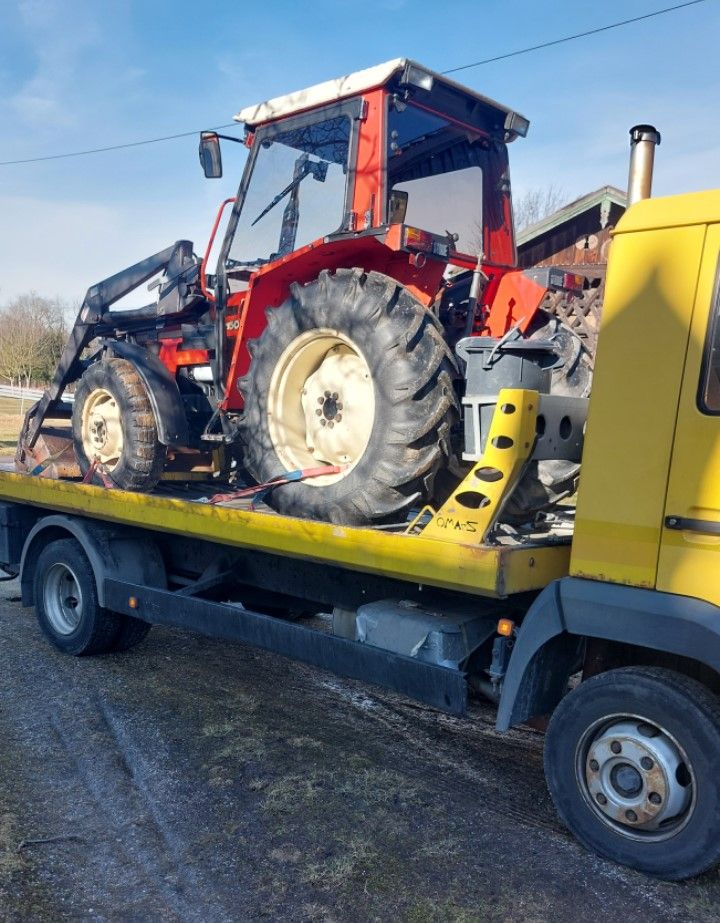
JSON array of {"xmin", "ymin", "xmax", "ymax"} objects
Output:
[{"xmin": 665, "ymin": 516, "xmax": 720, "ymax": 535}]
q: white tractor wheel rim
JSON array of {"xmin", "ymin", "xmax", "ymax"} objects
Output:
[
  {"xmin": 81, "ymin": 387, "xmax": 124, "ymax": 468},
  {"xmin": 267, "ymin": 329, "xmax": 375, "ymax": 486}
]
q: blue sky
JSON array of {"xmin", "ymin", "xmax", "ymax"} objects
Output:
[{"xmin": 0, "ymin": 0, "xmax": 718, "ymax": 303}]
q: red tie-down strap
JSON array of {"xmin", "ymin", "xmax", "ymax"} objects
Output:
[
  {"xmin": 82, "ymin": 456, "xmax": 115, "ymax": 489},
  {"xmin": 209, "ymin": 465, "xmax": 343, "ymax": 507}
]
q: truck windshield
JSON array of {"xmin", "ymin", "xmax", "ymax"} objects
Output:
[
  {"xmin": 387, "ymin": 101, "xmax": 486, "ymax": 256},
  {"xmin": 228, "ymin": 114, "xmax": 351, "ymax": 270}
]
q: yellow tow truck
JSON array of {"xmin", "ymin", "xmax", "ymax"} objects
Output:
[{"xmin": 2, "ymin": 134, "xmax": 720, "ymax": 881}]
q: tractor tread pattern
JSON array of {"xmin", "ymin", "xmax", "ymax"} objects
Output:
[
  {"xmin": 72, "ymin": 358, "xmax": 166, "ymax": 492},
  {"xmin": 238, "ymin": 268, "xmax": 459, "ymax": 525}
]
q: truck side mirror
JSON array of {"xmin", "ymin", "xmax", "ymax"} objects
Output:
[{"xmin": 199, "ymin": 132, "xmax": 223, "ymax": 179}]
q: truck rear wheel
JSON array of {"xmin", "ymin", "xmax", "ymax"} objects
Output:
[
  {"xmin": 72, "ymin": 358, "xmax": 166, "ymax": 492},
  {"xmin": 34, "ymin": 538, "xmax": 122, "ymax": 655},
  {"xmin": 544, "ymin": 666, "xmax": 720, "ymax": 879},
  {"xmin": 34, "ymin": 538, "xmax": 152, "ymax": 655},
  {"xmin": 239, "ymin": 268, "xmax": 459, "ymax": 525}
]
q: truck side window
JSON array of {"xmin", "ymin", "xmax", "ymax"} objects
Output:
[{"xmin": 700, "ymin": 259, "xmax": 720, "ymax": 413}]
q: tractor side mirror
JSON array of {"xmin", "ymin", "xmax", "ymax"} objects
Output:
[
  {"xmin": 199, "ymin": 132, "xmax": 223, "ymax": 179},
  {"xmin": 388, "ymin": 189, "xmax": 408, "ymax": 225}
]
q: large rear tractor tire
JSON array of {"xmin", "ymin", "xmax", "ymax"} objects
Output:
[
  {"xmin": 238, "ymin": 268, "xmax": 459, "ymax": 525},
  {"xmin": 72, "ymin": 358, "xmax": 166, "ymax": 492}
]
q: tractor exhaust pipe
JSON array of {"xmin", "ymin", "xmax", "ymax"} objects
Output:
[{"xmin": 627, "ymin": 124, "xmax": 661, "ymax": 205}]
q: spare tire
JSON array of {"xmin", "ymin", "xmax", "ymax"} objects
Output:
[{"xmin": 238, "ymin": 268, "xmax": 459, "ymax": 525}]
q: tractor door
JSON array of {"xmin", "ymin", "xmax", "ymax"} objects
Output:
[{"xmin": 658, "ymin": 224, "xmax": 720, "ymax": 606}]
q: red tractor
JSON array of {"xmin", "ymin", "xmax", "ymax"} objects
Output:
[{"xmin": 19, "ymin": 59, "xmax": 589, "ymax": 524}]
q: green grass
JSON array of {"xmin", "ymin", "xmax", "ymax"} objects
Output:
[{"xmin": 0, "ymin": 396, "xmax": 24, "ymax": 451}]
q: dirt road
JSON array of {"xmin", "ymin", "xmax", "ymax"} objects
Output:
[{"xmin": 1, "ymin": 577, "xmax": 718, "ymax": 922}]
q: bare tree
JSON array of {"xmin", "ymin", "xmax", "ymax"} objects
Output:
[
  {"xmin": 0, "ymin": 293, "xmax": 68, "ymax": 400},
  {"xmin": 468, "ymin": 183, "xmax": 569, "ymax": 253},
  {"xmin": 513, "ymin": 184, "xmax": 568, "ymax": 232}
]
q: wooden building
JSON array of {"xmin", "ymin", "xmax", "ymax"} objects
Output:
[{"xmin": 516, "ymin": 185, "xmax": 627, "ymax": 359}]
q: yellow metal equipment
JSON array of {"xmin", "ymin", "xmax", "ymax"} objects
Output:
[{"xmin": 419, "ymin": 388, "xmax": 538, "ymax": 543}]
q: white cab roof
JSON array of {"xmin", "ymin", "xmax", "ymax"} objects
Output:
[{"xmin": 234, "ymin": 58, "xmax": 521, "ymax": 129}]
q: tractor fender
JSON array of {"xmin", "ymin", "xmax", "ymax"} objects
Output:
[
  {"xmin": 20, "ymin": 515, "xmax": 166, "ymax": 608},
  {"xmin": 496, "ymin": 577, "xmax": 720, "ymax": 730},
  {"xmin": 106, "ymin": 340, "xmax": 189, "ymax": 447}
]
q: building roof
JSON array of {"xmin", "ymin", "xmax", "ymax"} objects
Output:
[
  {"xmin": 516, "ymin": 185, "xmax": 627, "ymax": 246},
  {"xmin": 234, "ymin": 58, "xmax": 528, "ymax": 133}
]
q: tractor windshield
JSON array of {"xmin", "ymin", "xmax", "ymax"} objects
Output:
[
  {"xmin": 227, "ymin": 113, "xmax": 351, "ymax": 272},
  {"xmin": 387, "ymin": 101, "xmax": 490, "ymax": 257}
]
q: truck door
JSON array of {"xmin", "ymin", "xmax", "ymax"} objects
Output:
[{"xmin": 658, "ymin": 224, "xmax": 720, "ymax": 605}]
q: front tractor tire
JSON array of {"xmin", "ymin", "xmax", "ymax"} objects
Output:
[
  {"xmin": 72, "ymin": 358, "xmax": 166, "ymax": 492},
  {"xmin": 239, "ymin": 269, "xmax": 459, "ymax": 525}
]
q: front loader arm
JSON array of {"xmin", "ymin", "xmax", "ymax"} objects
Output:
[{"xmin": 22, "ymin": 240, "xmax": 202, "ymax": 450}]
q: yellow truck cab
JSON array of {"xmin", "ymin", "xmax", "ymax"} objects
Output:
[{"xmin": 490, "ymin": 189, "xmax": 720, "ymax": 878}]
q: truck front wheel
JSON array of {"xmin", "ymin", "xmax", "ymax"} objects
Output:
[{"xmin": 544, "ymin": 666, "xmax": 720, "ymax": 879}]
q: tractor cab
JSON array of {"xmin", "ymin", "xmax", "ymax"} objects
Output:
[{"xmin": 201, "ymin": 59, "xmax": 527, "ymax": 292}]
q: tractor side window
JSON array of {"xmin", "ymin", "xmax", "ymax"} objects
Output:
[
  {"xmin": 228, "ymin": 115, "xmax": 351, "ymax": 270},
  {"xmin": 699, "ymin": 261, "xmax": 720, "ymax": 413},
  {"xmin": 387, "ymin": 102, "xmax": 484, "ymax": 256}
]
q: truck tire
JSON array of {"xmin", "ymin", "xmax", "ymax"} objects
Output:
[
  {"xmin": 544, "ymin": 666, "xmax": 720, "ymax": 880},
  {"xmin": 239, "ymin": 268, "xmax": 459, "ymax": 525},
  {"xmin": 72, "ymin": 358, "xmax": 166, "ymax": 492},
  {"xmin": 34, "ymin": 538, "xmax": 122, "ymax": 655}
]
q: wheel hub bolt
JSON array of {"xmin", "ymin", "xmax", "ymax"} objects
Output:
[
  {"xmin": 610, "ymin": 741, "xmax": 622, "ymax": 754},
  {"xmin": 649, "ymin": 792, "xmax": 662, "ymax": 805},
  {"xmin": 625, "ymin": 809, "xmax": 638, "ymax": 822},
  {"xmin": 641, "ymin": 757, "xmax": 654, "ymax": 770},
  {"xmin": 589, "ymin": 759, "xmax": 599, "ymax": 772},
  {"xmin": 596, "ymin": 793, "xmax": 607, "ymax": 805}
]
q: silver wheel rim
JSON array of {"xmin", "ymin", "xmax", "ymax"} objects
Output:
[
  {"xmin": 576, "ymin": 713, "xmax": 695, "ymax": 841},
  {"xmin": 267, "ymin": 328, "xmax": 375, "ymax": 486},
  {"xmin": 43, "ymin": 563, "xmax": 84, "ymax": 636}
]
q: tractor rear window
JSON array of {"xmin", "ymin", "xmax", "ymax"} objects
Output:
[
  {"xmin": 227, "ymin": 114, "xmax": 351, "ymax": 271},
  {"xmin": 699, "ymin": 260, "xmax": 720, "ymax": 413},
  {"xmin": 387, "ymin": 102, "xmax": 484, "ymax": 255}
]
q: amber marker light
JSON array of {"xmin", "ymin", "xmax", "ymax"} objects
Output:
[
  {"xmin": 497, "ymin": 618, "xmax": 514, "ymax": 637},
  {"xmin": 128, "ymin": 596, "xmax": 139, "ymax": 610}
]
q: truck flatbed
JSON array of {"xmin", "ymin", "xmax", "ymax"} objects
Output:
[{"xmin": 0, "ymin": 467, "xmax": 569, "ymax": 598}]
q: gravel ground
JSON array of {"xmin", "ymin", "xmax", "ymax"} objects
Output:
[{"xmin": 1, "ymin": 577, "xmax": 719, "ymax": 922}]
